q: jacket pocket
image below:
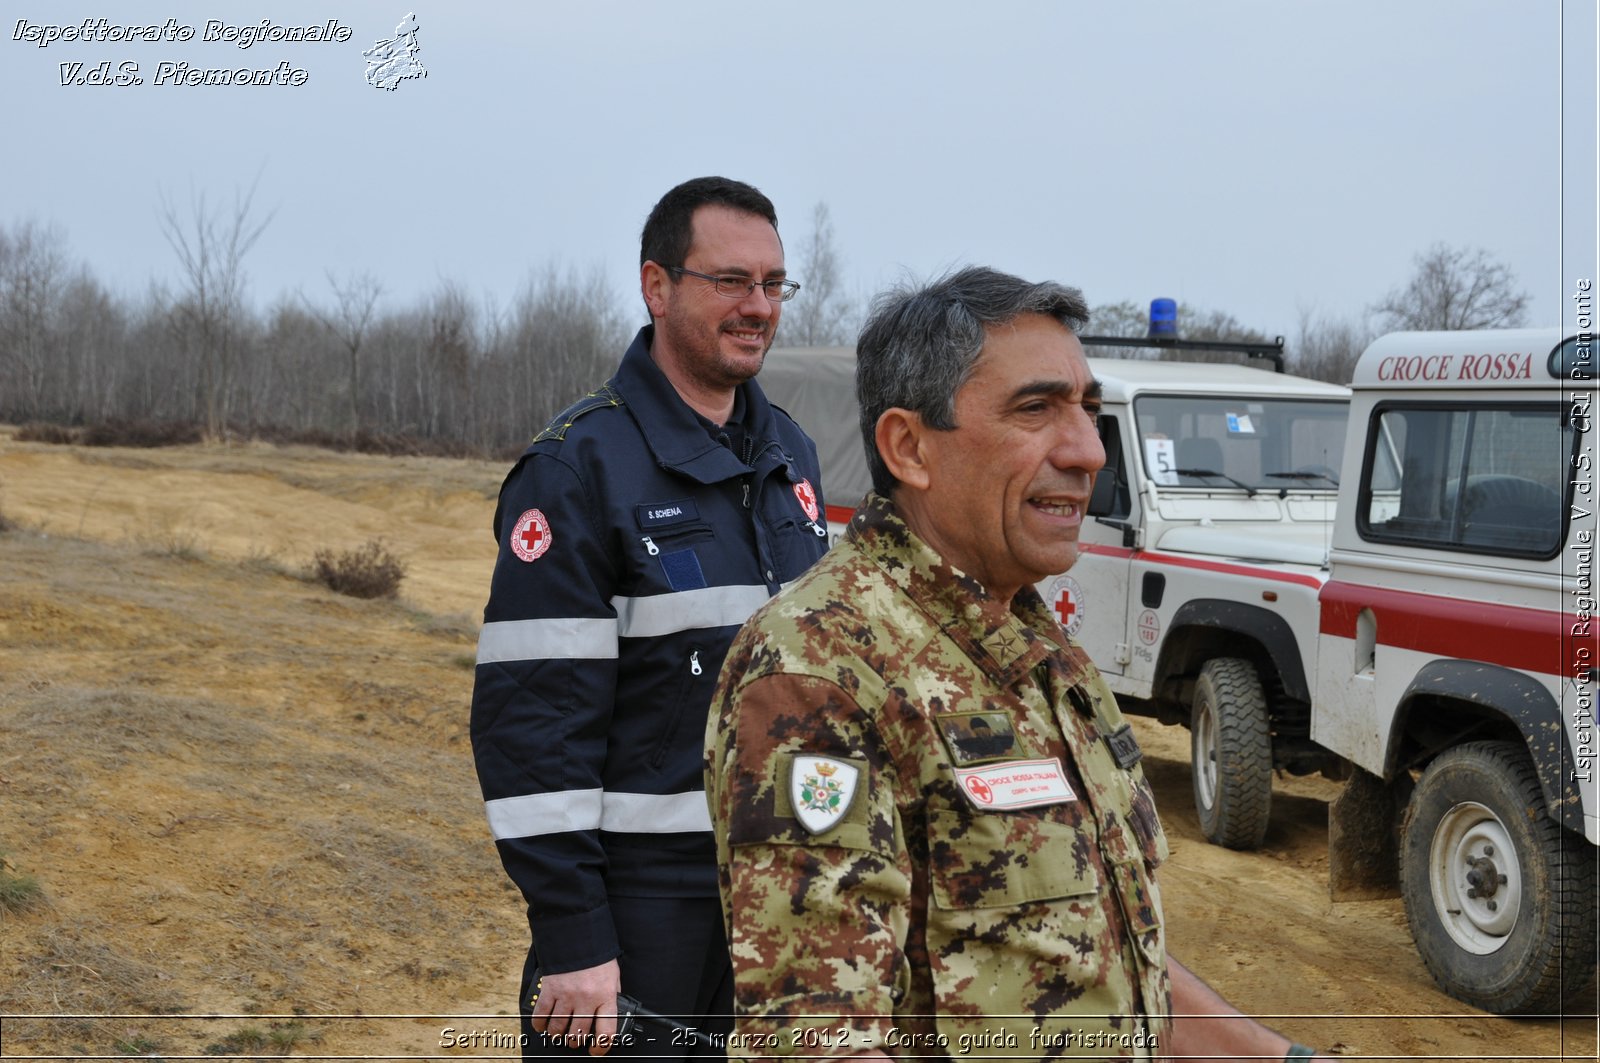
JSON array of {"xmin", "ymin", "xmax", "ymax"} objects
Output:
[
  {"xmin": 638, "ymin": 523, "xmax": 714, "ymax": 559},
  {"xmin": 649, "ymin": 646, "xmax": 703, "ymax": 771},
  {"xmin": 924, "ymin": 808, "xmax": 1139, "ymax": 1051},
  {"xmin": 766, "ymin": 517, "xmax": 828, "ymax": 584},
  {"xmin": 927, "ymin": 806, "xmax": 1099, "ymax": 909}
]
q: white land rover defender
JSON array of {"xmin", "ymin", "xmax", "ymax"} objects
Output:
[
  {"xmin": 1066, "ymin": 359, "xmax": 1350, "ymax": 850},
  {"xmin": 1316, "ymin": 327, "xmax": 1597, "ymax": 1015}
]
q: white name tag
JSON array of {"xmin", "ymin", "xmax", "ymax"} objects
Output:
[{"xmin": 953, "ymin": 757, "xmax": 1076, "ymax": 811}]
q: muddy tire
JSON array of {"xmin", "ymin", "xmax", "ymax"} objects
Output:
[
  {"xmin": 1190, "ymin": 657, "xmax": 1272, "ymax": 850},
  {"xmin": 1400, "ymin": 740, "xmax": 1598, "ymax": 1014}
]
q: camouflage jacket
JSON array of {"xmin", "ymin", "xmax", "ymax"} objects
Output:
[{"xmin": 706, "ymin": 494, "xmax": 1171, "ymax": 1059}]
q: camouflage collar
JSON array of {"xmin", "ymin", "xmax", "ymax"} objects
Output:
[{"xmin": 846, "ymin": 493, "xmax": 1081, "ymax": 688}]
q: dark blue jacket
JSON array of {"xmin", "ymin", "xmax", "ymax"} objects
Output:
[{"xmin": 470, "ymin": 326, "xmax": 829, "ymax": 974}]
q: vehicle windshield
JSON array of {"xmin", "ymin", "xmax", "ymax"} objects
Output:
[{"xmin": 1133, "ymin": 395, "xmax": 1348, "ymax": 492}]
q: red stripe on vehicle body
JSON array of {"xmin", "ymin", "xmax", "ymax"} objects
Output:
[
  {"xmin": 1319, "ymin": 579, "xmax": 1584, "ymax": 677},
  {"xmin": 1077, "ymin": 542, "xmax": 1325, "ymax": 590}
]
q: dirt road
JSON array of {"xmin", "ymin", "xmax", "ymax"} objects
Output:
[{"xmin": 0, "ymin": 437, "xmax": 1592, "ymax": 1059}]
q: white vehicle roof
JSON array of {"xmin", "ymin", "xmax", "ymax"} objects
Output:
[
  {"xmin": 761, "ymin": 345, "xmax": 1351, "ymax": 512},
  {"xmin": 1351, "ymin": 328, "xmax": 1581, "ymax": 390},
  {"xmin": 1084, "ymin": 357, "xmax": 1350, "ymax": 403}
]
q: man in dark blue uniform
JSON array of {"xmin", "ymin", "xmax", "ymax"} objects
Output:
[{"xmin": 471, "ymin": 177, "xmax": 829, "ymax": 1058}]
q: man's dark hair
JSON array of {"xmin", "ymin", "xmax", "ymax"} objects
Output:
[
  {"xmin": 855, "ymin": 266, "xmax": 1090, "ymax": 496},
  {"xmin": 639, "ymin": 176, "xmax": 779, "ymax": 269}
]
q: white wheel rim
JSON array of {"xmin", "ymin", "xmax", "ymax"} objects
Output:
[
  {"xmin": 1194, "ymin": 699, "xmax": 1218, "ymax": 809},
  {"xmin": 1427, "ymin": 800, "xmax": 1521, "ymax": 954}
]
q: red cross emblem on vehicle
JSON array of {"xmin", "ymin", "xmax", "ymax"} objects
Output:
[
  {"xmin": 1045, "ymin": 574, "xmax": 1084, "ymax": 637},
  {"xmin": 511, "ymin": 508, "xmax": 552, "ymax": 563},
  {"xmin": 1053, "ymin": 589, "xmax": 1076, "ymax": 627},
  {"xmin": 794, "ymin": 479, "xmax": 819, "ymax": 522}
]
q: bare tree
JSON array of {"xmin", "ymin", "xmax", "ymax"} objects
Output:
[
  {"xmin": 58, "ymin": 269, "xmax": 125, "ymax": 422},
  {"xmin": 157, "ymin": 179, "xmax": 275, "ymax": 438},
  {"xmin": 784, "ymin": 202, "xmax": 854, "ymax": 346},
  {"xmin": 1291, "ymin": 307, "xmax": 1374, "ymax": 384},
  {"xmin": 1372, "ymin": 243, "xmax": 1529, "ymax": 332},
  {"xmin": 303, "ymin": 271, "xmax": 383, "ymax": 431},
  {"xmin": 490, "ymin": 264, "xmax": 625, "ymax": 444},
  {"xmin": 0, "ymin": 219, "xmax": 69, "ymax": 421},
  {"xmin": 414, "ymin": 281, "xmax": 474, "ymax": 439},
  {"xmin": 1083, "ymin": 300, "xmax": 1157, "ymax": 359}
]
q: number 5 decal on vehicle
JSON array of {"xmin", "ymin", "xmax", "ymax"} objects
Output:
[{"xmin": 1145, "ymin": 438, "xmax": 1178, "ymax": 485}]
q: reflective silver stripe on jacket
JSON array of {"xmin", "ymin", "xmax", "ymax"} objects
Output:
[
  {"xmin": 475, "ymin": 617, "xmax": 619, "ymax": 664},
  {"xmin": 601, "ymin": 790, "xmax": 713, "ymax": 833},
  {"xmin": 475, "ymin": 584, "xmax": 769, "ymax": 665},
  {"xmin": 485, "ymin": 789, "xmax": 712, "ymax": 840},
  {"xmin": 612, "ymin": 584, "xmax": 770, "ymax": 638},
  {"xmin": 485, "ymin": 788, "xmax": 604, "ymax": 839}
]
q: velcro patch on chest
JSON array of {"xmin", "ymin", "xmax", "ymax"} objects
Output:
[
  {"xmin": 658, "ymin": 548, "xmax": 707, "ymax": 592},
  {"xmin": 936, "ymin": 710, "xmax": 1020, "ymax": 766},
  {"xmin": 954, "ymin": 757, "xmax": 1076, "ymax": 811}
]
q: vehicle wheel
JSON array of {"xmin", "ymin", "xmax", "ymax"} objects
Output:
[
  {"xmin": 1400, "ymin": 740, "xmax": 1599, "ymax": 1014},
  {"xmin": 1190, "ymin": 657, "xmax": 1272, "ymax": 850}
]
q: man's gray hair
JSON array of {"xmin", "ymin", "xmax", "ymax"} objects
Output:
[{"xmin": 855, "ymin": 266, "xmax": 1090, "ymax": 496}]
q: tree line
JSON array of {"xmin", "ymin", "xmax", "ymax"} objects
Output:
[{"xmin": 0, "ymin": 192, "xmax": 1529, "ymax": 455}]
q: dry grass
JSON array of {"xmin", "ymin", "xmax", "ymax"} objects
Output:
[
  {"xmin": 14, "ymin": 415, "xmax": 515, "ymax": 460},
  {"xmin": 0, "ymin": 528, "xmax": 516, "ymax": 1058}
]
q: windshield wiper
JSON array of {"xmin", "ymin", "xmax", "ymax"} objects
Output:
[
  {"xmin": 1172, "ymin": 467, "xmax": 1257, "ymax": 497},
  {"xmin": 1264, "ymin": 470, "xmax": 1340, "ymax": 487}
]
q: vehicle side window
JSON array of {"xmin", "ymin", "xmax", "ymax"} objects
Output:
[{"xmin": 1357, "ymin": 402, "xmax": 1572, "ymax": 559}]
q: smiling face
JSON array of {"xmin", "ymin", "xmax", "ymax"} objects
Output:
[
  {"xmin": 642, "ymin": 204, "xmax": 785, "ymax": 419},
  {"xmin": 893, "ymin": 313, "xmax": 1105, "ymax": 602}
]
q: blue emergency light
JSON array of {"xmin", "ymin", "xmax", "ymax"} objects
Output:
[{"xmin": 1148, "ymin": 298, "xmax": 1178, "ymax": 338}]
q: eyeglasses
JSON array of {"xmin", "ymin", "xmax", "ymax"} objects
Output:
[{"xmin": 666, "ymin": 266, "xmax": 801, "ymax": 303}]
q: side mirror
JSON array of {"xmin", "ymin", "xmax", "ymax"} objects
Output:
[
  {"xmin": 1088, "ymin": 469, "xmax": 1117, "ymax": 517},
  {"xmin": 1089, "ymin": 415, "xmax": 1124, "ymax": 519}
]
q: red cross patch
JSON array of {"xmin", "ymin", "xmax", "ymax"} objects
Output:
[
  {"xmin": 511, "ymin": 508, "xmax": 552, "ymax": 563},
  {"xmin": 793, "ymin": 479, "xmax": 819, "ymax": 523}
]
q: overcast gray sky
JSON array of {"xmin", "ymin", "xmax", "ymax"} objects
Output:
[{"xmin": 3, "ymin": 1, "xmax": 1595, "ymax": 344}]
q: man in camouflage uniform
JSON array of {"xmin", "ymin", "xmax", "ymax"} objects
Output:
[{"xmin": 705, "ymin": 267, "xmax": 1329, "ymax": 1061}]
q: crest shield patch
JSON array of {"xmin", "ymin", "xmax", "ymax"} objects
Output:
[{"xmin": 790, "ymin": 755, "xmax": 860, "ymax": 834}]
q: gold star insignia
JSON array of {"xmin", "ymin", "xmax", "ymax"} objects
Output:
[{"xmin": 985, "ymin": 630, "xmax": 1021, "ymax": 658}]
